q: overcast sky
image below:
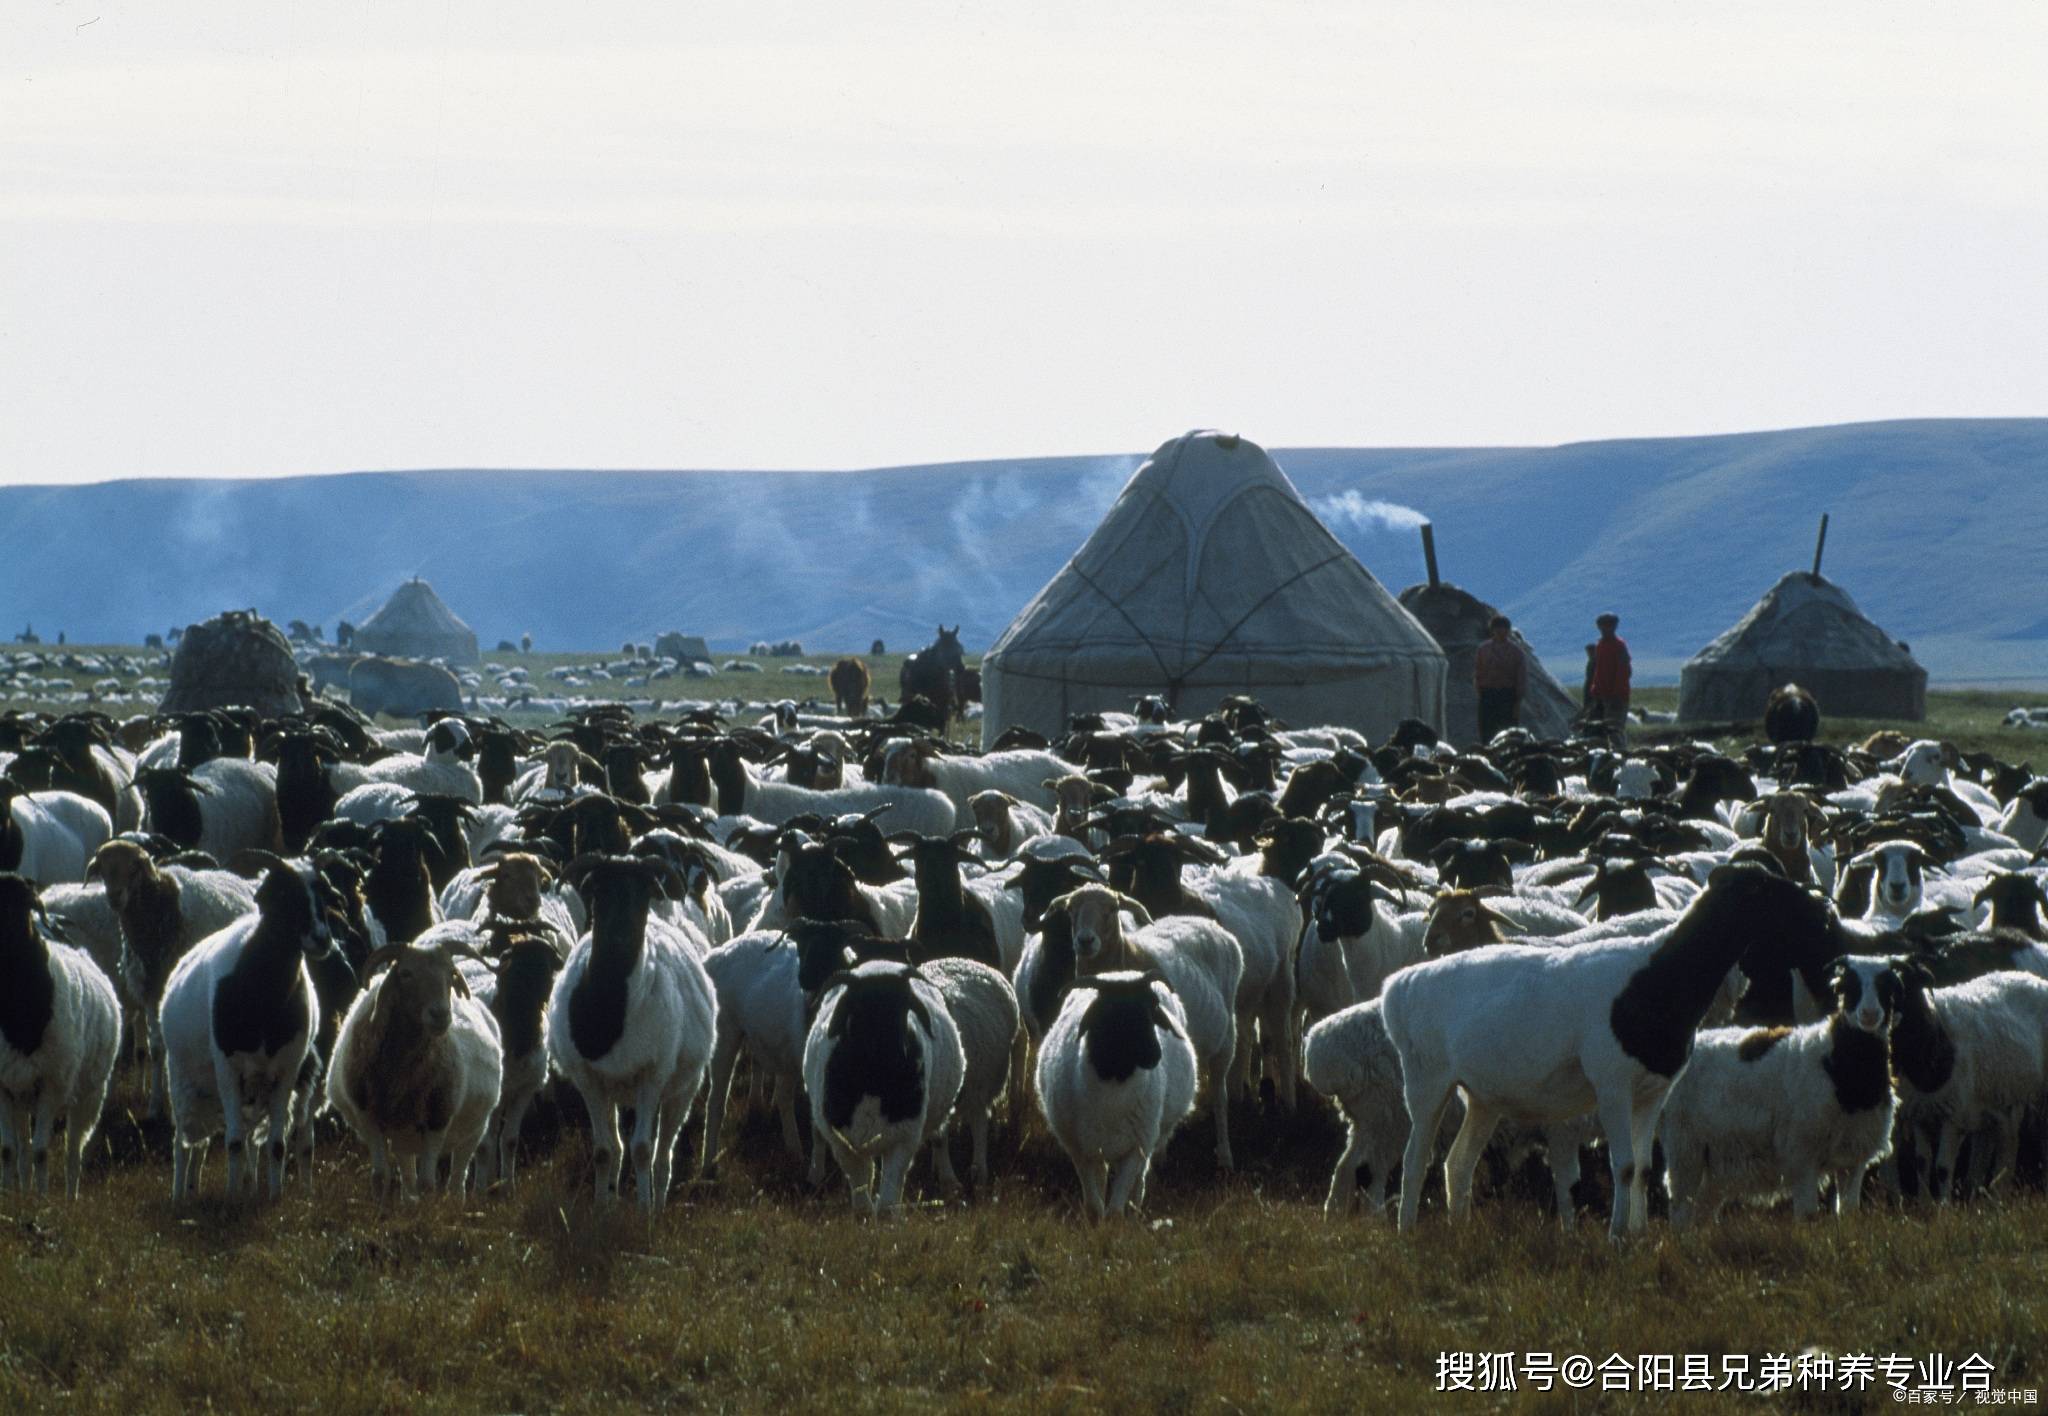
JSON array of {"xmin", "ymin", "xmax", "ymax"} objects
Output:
[{"xmin": 4, "ymin": 1, "xmax": 2043, "ymax": 484}]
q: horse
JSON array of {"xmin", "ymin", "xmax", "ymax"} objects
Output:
[
  {"xmin": 829, "ymin": 656, "xmax": 872, "ymax": 717},
  {"xmin": 900, "ymin": 625, "xmax": 966, "ymax": 727}
]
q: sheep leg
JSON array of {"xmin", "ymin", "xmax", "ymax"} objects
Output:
[
  {"xmin": 775, "ymin": 1074, "xmax": 803, "ymax": 1161},
  {"xmin": 825, "ymin": 1134, "xmax": 871, "ymax": 1214},
  {"xmin": 29, "ymin": 1092, "xmax": 60, "ymax": 1196},
  {"xmin": 1545, "ymin": 1126, "xmax": 1582, "ymax": 1230},
  {"xmin": 1230, "ymin": 1009, "xmax": 1260, "ymax": 1100},
  {"xmin": 1106, "ymin": 1152, "xmax": 1148, "ymax": 1217},
  {"xmin": 807, "ymin": 1119, "xmax": 833, "ymax": 1190},
  {"xmin": 498, "ymin": 1090, "xmax": 536, "ymax": 1187},
  {"xmin": 628, "ymin": 1097, "xmax": 661, "ymax": 1212},
  {"xmin": 1075, "ymin": 1159, "xmax": 1109, "ymax": 1221},
  {"xmin": 262, "ymin": 1087, "xmax": 293, "ymax": 1201},
  {"xmin": 367, "ymin": 1134, "xmax": 393, "ymax": 1203},
  {"xmin": 700, "ymin": 1028, "xmax": 742, "ymax": 1181},
  {"xmin": 1325, "ymin": 1113, "xmax": 1370, "ymax": 1220},
  {"xmin": 1983, "ymin": 1115, "xmax": 2018, "ymax": 1196},
  {"xmin": 876, "ymin": 1144, "xmax": 916, "ymax": 1218},
  {"xmin": 1835, "ymin": 1165, "xmax": 1868, "ymax": 1214},
  {"xmin": 588, "ymin": 1097, "xmax": 626, "ymax": 1203},
  {"xmin": 969, "ymin": 1110, "xmax": 992, "ymax": 1194},
  {"xmin": 1261, "ymin": 989, "xmax": 1299, "ymax": 1112},
  {"xmin": 1596, "ymin": 1093, "xmax": 1644, "ymax": 1241},
  {"xmin": 63, "ymin": 1100, "xmax": 96, "ymax": 1200},
  {"xmin": 216, "ymin": 1064, "xmax": 251, "ymax": 1202},
  {"xmin": 1442, "ymin": 1102, "xmax": 1499, "ymax": 1220},
  {"xmin": 1931, "ymin": 1123, "xmax": 1964, "ymax": 1205},
  {"xmin": 931, "ymin": 1126, "xmax": 964, "ymax": 1198},
  {"xmin": 419, "ymin": 1134, "xmax": 449, "ymax": 1198},
  {"xmin": 1397, "ymin": 1079, "xmax": 1456, "ymax": 1232},
  {"xmin": 1210, "ymin": 1047, "xmax": 1236, "ymax": 1172},
  {"xmin": 651, "ymin": 1084, "xmax": 693, "ymax": 1213},
  {"xmin": 0, "ymin": 1105, "xmax": 17, "ymax": 1190}
]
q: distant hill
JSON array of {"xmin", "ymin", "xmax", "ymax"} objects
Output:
[{"xmin": 2, "ymin": 419, "xmax": 2042, "ymax": 683}]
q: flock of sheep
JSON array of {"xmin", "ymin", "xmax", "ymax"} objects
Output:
[{"xmin": 5, "ymin": 680, "xmax": 2048, "ymax": 1239}]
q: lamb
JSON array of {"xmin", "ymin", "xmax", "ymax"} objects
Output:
[
  {"xmin": 326, "ymin": 924, "xmax": 504, "ymax": 1200},
  {"xmin": 803, "ymin": 958, "xmax": 965, "ymax": 1216},
  {"xmin": 133, "ymin": 759, "xmax": 284, "ymax": 862},
  {"xmin": 158, "ymin": 860, "xmax": 339, "ymax": 1201},
  {"xmin": 1302, "ymin": 998, "xmax": 1455, "ymax": 1221},
  {"xmin": 753, "ymin": 838, "xmax": 919, "ymax": 939},
  {"xmin": 334, "ymin": 737, "xmax": 484, "ymax": 807},
  {"xmin": 705, "ymin": 739, "xmax": 956, "ymax": 838},
  {"xmin": 905, "ymin": 834, "xmax": 1026, "ymax": 974},
  {"xmin": 545, "ymin": 853, "xmax": 718, "ymax": 1210},
  {"xmin": 915, "ymin": 956, "xmax": 1020, "ymax": 1194},
  {"xmin": 1035, "ymin": 971, "xmax": 1197, "ymax": 1220},
  {"xmin": 879, "ymin": 737, "xmax": 1070, "ymax": 816},
  {"xmin": 460, "ymin": 927, "xmax": 563, "ymax": 1186},
  {"xmin": 1044, "ymin": 883, "xmax": 1242, "ymax": 1169},
  {"xmin": 1381, "ymin": 864, "xmax": 1807, "ymax": 1238},
  {"xmin": 1886, "ymin": 963, "xmax": 2048, "ymax": 1202},
  {"xmin": 967, "ymin": 789, "xmax": 1055, "ymax": 860},
  {"xmin": 86, "ymin": 840, "xmax": 260, "ymax": 1118},
  {"xmin": 0, "ymin": 874, "xmax": 121, "ymax": 1196},
  {"xmin": 1, "ymin": 779, "xmax": 114, "ymax": 885},
  {"xmin": 1894, "ymin": 740, "xmax": 2002, "ymax": 825},
  {"xmin": 1657, "ymin": 956, "xmax": 1902, "ymax": 1225},
  {"xmin": 698, "ymin": 925, "xmax": 822, "ymax": 1179},
  {"xmin": 1744, "ymin": 789, "xmax": 1836, "ymax": 889}
]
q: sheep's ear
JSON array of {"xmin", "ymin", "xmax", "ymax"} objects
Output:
[
  {"xmin": 905, "ymin": 992, "xmax": 933, "ymax": 1038},
  {"xmin": 1115, "ymin": 891, "xmax": 1154, "ymax": 927},
  {"xmin": 1148, "ymin": 998, "xmax": 1184, "ymax": 1040},
  {"xmin": 1847, "ymin": 847, "xmax": 1881, "ymax": 869},
  {"xmin": 448, "ymin": 963, "xmax": 472, "ymax": 998}
]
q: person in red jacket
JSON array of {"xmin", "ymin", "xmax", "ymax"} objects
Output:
[{"xmin": 1588, "ymin": 611, "xmax": 1632, "ymax": 748}]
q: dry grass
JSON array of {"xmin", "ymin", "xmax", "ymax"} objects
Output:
[{"xmin": 3, "ymin": 1075, "xmax": 2044, "ymax": 1412}]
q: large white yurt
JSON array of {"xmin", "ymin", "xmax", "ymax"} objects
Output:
[{"xmin": 980, "ymin": 430, "xmax": 1447, "ymax": 744}]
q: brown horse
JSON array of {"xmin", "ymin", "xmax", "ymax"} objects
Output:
[{"xmin": 829, "ymin": 656, "xmax": 871, "ymax": 717}]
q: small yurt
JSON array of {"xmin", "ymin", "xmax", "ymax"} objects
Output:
[
  {"xmin": 350, "ymin": 578, "xmax": 480, "ymax": 666},
  {"xmin": 1398, "ymin": 579, "xmax": 1580, "ymax": 744},
  {"xmin": 980, "ymin": 430, "xmax": 1447, "ymax": 744},
  {"xmin": 1678, "ymin": 571, "xmax": 1926, "ymax": 722}
]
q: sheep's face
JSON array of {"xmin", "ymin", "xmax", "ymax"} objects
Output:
[
  {"xmin": 1061, "ymin": 886, "xmax": 1123, "ymax": 964},
  {"xmin": 484, "ymin": 853, "xmax": 553, "ymax": 920},
  {"xmin": 543, "ymin": 743, "xmax": 581, "ymax": 791},
  {"xmin": 377, "ymin": 946, "xmax": 469, "ymax": 1039},
  {"xmin": 1422, "ymin": 890, "xmax": 1503, "ymax": 957},
  {"xmin": 1614, "ymin": 760, "xmax": 1657, "ymax": 800},
  {"xmin": 1345, "ymin": 798, "xmax": 1379, "ymax": 842},
  {"xmin": 1898, "ymin": 741, "xmax": 1947, "ymax": 787},
  {"xmin": 1314, "ymin": 874, "xmax": 1379, "ymax": 943},
  {"xmin": 968, "ymin": 793, "xmax": 1012, "ymax": 849},
  {"xmin": 1829, "ymin": 956, "xmax": 1900, "ymax": 1035},
  {"xmin": 880, "ymin": 740, "xmax": 938, "ymax": 790},
  {"xmin": 1762, "ymin": 794, "xmax": 1815, "ymax": 853},
  {"xmin": 1856, "ymin": 843, "xmax": 1927, "ymax": 914},
  {"xmin": 87, "ymin": 840, "xmax": 156, "ymax": 911}
]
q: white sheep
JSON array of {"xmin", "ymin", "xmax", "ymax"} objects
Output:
[
  {"xmin": 1887, "ymin": 964, "xmax": 2048, "ymax": 1202},
  {"xmin": 326, "ymin": 925, "xmax": 505, "ymax": 1200},
  {"xmin": 0, "ymin": 874, "xmax": 121, "ymax": 1196},
  {"xmin": 699, "ymin": 927, "xmax": 811, "ymax": 1179},
  {"xmin": 1658, "ymin": 957, "xmax": 1901, "ymax": 1224},
  {"xmin": 879, "ymin": 738, "xmax": 1070, "ymax": 816},
  {"xmin": 707, "ymin": 739, "xmax": 956, "ymax": 838},
  {"xmin": 1381, "ymin": 866, "xmax": 1819, "ymax": 1238},
  {"xmin": 545, "ymin": 854, "xmax": 718, "ymax": 1211},
  {"xmin": 1047, "ymin": 884, "xmax": 1243, "ymax": 1169},
  {"xmin": 1035, "ymin": 970, "xmax": 1198, "ymax": 1219},
  {"xmin": 917, "ymin": 956, "xmax": 1020, "ymax": 1194},
  {"xmin": 158, "ymin": 861, "xmax": 337, "ymax": 1201},
  {"xmin": 1, "ymin": 781, "xmax": 114, "ymax": 885},
  {"xmin": 804, "ymin": 959, "xmax": 966, "ymax": 1215}
]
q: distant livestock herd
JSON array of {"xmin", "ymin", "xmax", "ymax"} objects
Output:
[{"xmin": 6, "ymin": 678, "xmax": 2048, "ymax": 1238}]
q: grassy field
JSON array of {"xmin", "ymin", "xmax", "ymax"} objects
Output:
[{"xmin": 5, "ymin": 674, "xmax": 2048, "ymax": 1409}]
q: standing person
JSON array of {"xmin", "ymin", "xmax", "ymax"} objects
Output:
[
  {"xmin": 1588, "ymin": 612, "xmax": 1632, "ymax": 749},
  {"xmin": 1472, "ymin": 614, "xmax": 1527, "ymax": 743}
]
